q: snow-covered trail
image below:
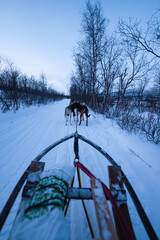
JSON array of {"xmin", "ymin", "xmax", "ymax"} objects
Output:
[{"xmin": 0, "ymin": 99, "xmax": 160, "ymax": 240}]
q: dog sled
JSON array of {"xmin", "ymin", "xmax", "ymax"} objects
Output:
[{"xmin": 0, "ymin": 131, "xmax": 158, "ymax": 240}]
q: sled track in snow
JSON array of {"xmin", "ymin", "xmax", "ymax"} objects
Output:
[{"xmin": 0, "ymin": 131, "xmax": 158, "ymax": 240}]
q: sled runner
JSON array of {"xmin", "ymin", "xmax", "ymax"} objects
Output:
[{"xmin": 0, "ymin": 131, "xmax": 158, "ymax": 240}]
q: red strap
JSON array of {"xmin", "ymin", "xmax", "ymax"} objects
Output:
[{"xmin": 74, "ymin": 161, "xmax": 135, "ymax": 240}]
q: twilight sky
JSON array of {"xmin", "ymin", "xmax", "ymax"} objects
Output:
[{"xmin": 0, "ymin": 0, "xmax": 159, "ymax": 94}]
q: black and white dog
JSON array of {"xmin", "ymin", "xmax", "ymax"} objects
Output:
[
  {"xmin": 65, "ymin": 102, "xmax": 90, "ymax": 126},
  {"xmin": 79, "ymin": 104, "xmax": 90, "ymax": 126},
  {"xmin": 64, "ymin": 106, "xmax": 72, "ymax": 126}
]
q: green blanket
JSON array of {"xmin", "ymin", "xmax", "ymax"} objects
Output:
[{"xmin": 24, "ymin": 175, "xmax": 69, "ymax": 220}]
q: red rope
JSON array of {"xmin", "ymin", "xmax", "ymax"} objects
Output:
[{"xmin": 74, "ymin": 161, "xmax": 135, "ymax": 240}]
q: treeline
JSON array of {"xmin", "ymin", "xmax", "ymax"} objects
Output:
[
  {"xmin": 0, "ymin": 59, "xmax": 65, "ymax": 112},
  {"xmin": 70, "ymin": 1, "xmax": 160, "ymax": 144}
]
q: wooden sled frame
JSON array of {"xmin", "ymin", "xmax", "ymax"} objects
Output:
[{"xmin": 0, "ymin": 131, "xmax": 158, "ymax": 240}]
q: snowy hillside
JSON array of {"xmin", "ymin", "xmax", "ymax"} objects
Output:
[{"xmin": 0, "ymin": 99, "xmax": 160, "ymax": 240}]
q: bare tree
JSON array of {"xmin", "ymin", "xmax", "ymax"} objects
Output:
[
  {"xmin": 80, "ymin": 0, "xmax": 106, "ymax": 107},
  {"xmin": 99, "ymin": 35, "xmax": 121, "ymax": 110},
  {"xmin": 137, "ymin": 77, "xmax": 149, "ymax": 113},
  {"xmin": 153, "ymin": 68, "xmax": 160, "ymax": 113},
  {"xmin": 117, "ymin": 40, "xmax": 151, "ymax": 97},
  {"xmin": 0, "ymin": 57, "xmax": 64, "ymax": 112},
  {"xmin": 118, "ymin": 10, "xmax": 160, "ymax": 59}
]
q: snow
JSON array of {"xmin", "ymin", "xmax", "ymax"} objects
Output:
[{"xmin": 0, "ymin": 99, "xmax": 160, "ymax": 240}]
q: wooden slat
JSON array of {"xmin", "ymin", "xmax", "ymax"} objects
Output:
[
  {"xmin": 66, "ymin": 187, "xmax": 125, "ymax": 200},
  {"xmin": 28, "ymin": 160, "xmax": 45, "ymax": 173},
  {"xmin": 22, "ymin": 161, "xmax": 45, "ymax": 197},
  {"xmin": 91, "ymin": 178, "xmax": 118, "ymax": 240},
  {"xmin": 108, "ymin": 165, "xmax": 136, "ymax": 240},
  {"xmin": 67, "ymin": 187, "xmax": 92, "ymax": 199}
]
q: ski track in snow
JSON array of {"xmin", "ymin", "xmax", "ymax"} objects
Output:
[{"xmin": 0, "ymin": 99, "xmax": 160, "ymax": 240}]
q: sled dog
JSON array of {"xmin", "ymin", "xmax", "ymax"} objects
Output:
[
  {"xmin": 79, "ymin": 105, "xmax": 90, "ymax": 126},
  {"xmin": 64, "ymin": 106, "xmax": 72, "ymax": 126},
  {"xmin": 68, "ymin": 102, "xmax": 90, "ymax": 126}
]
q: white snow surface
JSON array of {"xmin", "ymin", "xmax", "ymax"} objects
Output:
[{"xmin": 0, "ymin": 99, "xmax": 160, "ymax": 240}]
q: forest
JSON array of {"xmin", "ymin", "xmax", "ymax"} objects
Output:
[
  {"xmin": 0, "ymin": 58, "xmax": 65, "ymax": 113},
  {"xmin": 70, "ymin": 1, "xmax": 160, "ymax": 144}
]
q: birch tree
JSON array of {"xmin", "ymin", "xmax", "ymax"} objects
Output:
[{"xmin": 80, "ymin": 0, "xmax": 106, "ymax": 107}]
